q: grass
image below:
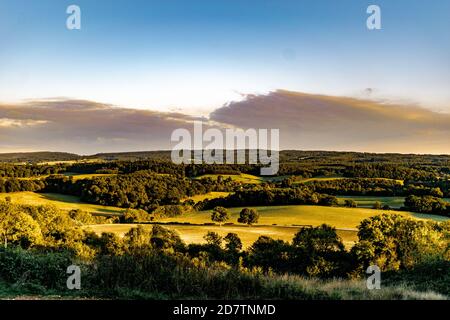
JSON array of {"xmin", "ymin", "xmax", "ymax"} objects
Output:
[
  {"xmin": 193, "ymin": 174, "xmax": 406, "ymax": 186},
  {"xmin": 62, "ymin": 172, "xmax": 117, "ymax": 180},
  {"xmin": 86, "ymin": 223, "xmax": 359, "ymax": 248},
  {"xmin": 295, "ymin": 175, "xmax": 346, "ymax": 184},
  {"xmin": 15, "ymin": 172, "xmax": 115, "ymax": 181},
  {"xmin": 337, "ymin": 196, "xmax": 407, "ymax": 208},
  {"xmin": 193, "ymin": 173, "xmax": 288, "ymax": 184},
  {"xmin": 87, "ymin": 204, "xmax": 448, "ymax": 248},
  {"xmin": 182, "ymin": 191, "xmax": 231, "ymax": 203},
  {"xmin": 295, "ymin": 175, "xmax": 404, "ymax": 185},
  {"xmin": 2, "ymin": 191, "xmax": 448, "ymax": 249},
  {"xmin": 0, "ymin": 192, "xmax": 124, "ymax": 216},
  {"xmin": 337, "ymin": 195, "xmax": 450, "ymax": 212},
  {"xmin": 1, "ymin": 250, "xmax": 446, "ymax": 300},
  {"xmin": 158, "ymin": 205, "xmax": 447, "ymax": 229}
]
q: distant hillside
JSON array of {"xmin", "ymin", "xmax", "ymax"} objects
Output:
[
  {"xmin": 0, "ymin": 152, "xmax": 81, "ymax": 163},
  {"xmin": 1, "ymin": 149, "xmax": 450, "ymax": 164},
  {"xmin": 90, "ymin": 150, "xmax": 172, "ymax": 161}
]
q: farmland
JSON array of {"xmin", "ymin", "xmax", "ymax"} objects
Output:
[
  {"xmin": 337, "ymin": 195, "xmax": 450, "ymax": 209},
  {"xmin": 86, "ymin": 223, "xmax": 359, "ymax": 248},
  {"xmin": 1, "ymin": 151, "xmax": 450, "ymax": 300},
  {"xmin": 193, "ymin": 173, "xmax": 287, "ymax": 184},
  {"xmin": 158, "ymin": 205, "xmax": 448, "ymax": 227},
  {"xmin": 182, "ymin": 191, "xmax": 231, "ymax": 203},
  {"xmin": 86, "ymin": 204, "xmax": 448, "ymax": 248},
  {"xmin": 0, "ymin": 192, "xmax": 124, "ymax": 215}
]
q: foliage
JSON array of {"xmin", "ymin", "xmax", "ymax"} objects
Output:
[
  {"xmin": 237, "ymin": 208, "xmax": 259, "ymax": 225},
  {"xmin": 211, "ymin": 207, "xmax": 230, "ymax": 225}
]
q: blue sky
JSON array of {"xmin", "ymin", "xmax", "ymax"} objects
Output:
[{"xmin": 0, "ymin": 0, "xmax": 449, "ymax": 114}]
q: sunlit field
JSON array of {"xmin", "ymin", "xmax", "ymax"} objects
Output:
[
  {"xmin": 182, "ymin": 191, "xmax": 231, "ymax": 203},
  {"xmin": 193, "ymin": 173, "xmax": 287, "ymax": 184},
  {"xmin": 158, "ymin": 205, "xmax": 448, "ymax": 228},
  {"xmin": 86, "ymin": 223, "xmax": 359, "ymax": 248},
  {"xmin": 0, "ymin": 192, "xmax": 124, "ymax": 215}
]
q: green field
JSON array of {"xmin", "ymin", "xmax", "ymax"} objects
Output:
[
  {"xmin": 158, "ymin": 205, "xmax": 448, "ymax": 228},
  {"xmin": 62, "ymin": 172, "xmax": 117, "ymax": 180},
  {"xmin": 295, "ymin": 176, "xmax": 346, "ymax": 184},
  {"xmin": 2, "ymin": 192, "xmax": 448, "ymax": 249},
  {"xmin": 86, "ymin": 223, "xmax": 359, "ymax": 248},
  {"xmin": 182, "ymin": 191, "xmax": 231, "ymax": 203},
  {"xmin": 0, "ymin": 192, "xmax": 124, "ymax": 215},
  {"xmin": 16, "ymin": 172, "xmax": 115, "ymax": 181},
  {"xmin": 295, "ymin": 176, "xmax": 404, "ymax": 185},
  {"xmin": 337, "ymin": 195, "xmax": 450, "ymax": 209},
  {"xmin": 193, "ymin": 173, "xmax": 288, "ymax": 184},
  {"xmin": 337, "ymin": 196, "xmax": 406, "ymax": 208}
]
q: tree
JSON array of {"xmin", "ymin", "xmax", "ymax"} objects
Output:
[
  {"xmin": 372, "ymin": 201, "xmax": 382, "ymax": 210},
  {"xmin": 211, "ymin": 206, "xmax": 230, "ymax": 226},
  {"xmin": 123, "ymin": 225, "xmax": 151, "ymax": 252},
  {"xmin": 99, "ymin": 232, "xmax": 125, "ymax": 255},
  {"xmin": 150, "ymin": 225, "xmax": 185, "ymax": 251},
  {"xmin": 248, "ymin": 236, "xmax": 291, "ymax": 272},
  {"xmin": 355, "ymin": 214, "xmax": 447, "ymax": 270},
  {"xmin": 344, "ymin": 200, "xmax": 357, "ymax": 208},
  {"xmin": 224, "ymin": 233, "xmax": 242, "ymax": 252},
  {"xmin": 237, "ymin": 208, "xmax": 259, "ymax": 226},
  {"xmin": 291, "ymin": 224, "xmax": 348, "ymax": 277},
  {"xmin": 430, "ymin": 187, "xmax": 444, "ymax": 198},
  {"xmin": 120, "ymin": 208, "xmax": 150, "ymax": 223},
  {"xmin": 0, "ymin": 209, "xmax": 43, "ymax": 249},
  {"xmin": 319, "ymin": 195, "xmax": 338, "ymax": 206},
  {"xmin": 292, "ymin": 224, "xmax": 345, "ymax": 253},
  {"xmin": 204, "ymin": 231, "xmax": 222, "ymax": 247}
]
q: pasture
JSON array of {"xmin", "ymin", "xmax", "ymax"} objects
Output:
[
  {"xmin": 182, "ymin": 191, "xmax": 231, "ymax": 203},
  {"xmin": 193, "ymin": 173, "xmax": 287, "ymax": 184},
  {"xmin": 337, "ymin": 195, "xmax": 450, "ymax": 209},
  {"xmin": 0, "ymin": 191, "xmax": 124, "ymax": 215},
  {"xmin": 86, "ymin": 223, "xmax": 359, "ymax": 249},
  {"xmin": 158, "ymin": 205, "xmax": 448, "ymax": 229},
  {"xmin": 62, "ymin": 172, "xmax": 117, "ymax": 180},
  {"xmin": 295, "ymin": 176, "xmax": 404, "ymax": 185},
  {"xmin": 337, "ymin": 196, "xmax": 406, "ymax": 208}
]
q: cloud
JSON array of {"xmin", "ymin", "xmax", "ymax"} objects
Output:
[
  {"xmin": 0, "ymin": 99, "xmax": 205, "ymax": 154},
  {"xmin": 209, "ymin": 90, "xmax": 450, "ymax": 154},
  {"xmin": 0, "ymin": 118, "xmax": 49, "ymax": 128},
  {"xmin": 1, "ymin": 91, "xmax": 450, "ymax": 154}
]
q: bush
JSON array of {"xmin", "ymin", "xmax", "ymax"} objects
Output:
[
  {"xmin": 353, "ymin": 214, "xmax": 449, "ymax": 271},
  {"xmin": 238, "ymin": 208, "xmax": 259, "ymax": 225},
  {"xmin": 120, "ymin": 209, "xmax": 151, "ymax": 223}
]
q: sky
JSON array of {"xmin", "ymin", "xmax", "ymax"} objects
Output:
[
  {"xmin": 0, "ymin": 0, "xmax": 449, "ymax": 115},
  {"xmin": 0, "ymin": 1, "xmax": 449, "ymax": 154}
]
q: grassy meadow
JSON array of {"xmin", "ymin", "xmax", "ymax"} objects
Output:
[
  {"xmin": 158, "ymin": 205, "xmax": 448, "ymax": 228},
  {"xmin": 62, "ymin": 172, "xmax": 117, "ymax": 180},
  {"xmin": 295, "ymin": 176, "xmax": 404, "ymax": 185},
  {"xmin": 2, "ymin": 191, "xmax": 448, "ymax": 249},
  {"xmin": 337, "ymin": 196, "xmax": 406, "ymax": 208},
  {"xmin": 87, "ymin": 204, "xmax": 448, "ymax": 248},
  {"xmin": 86, "ymin": 223, "xmax": 359, "ymax": 248},
  {"xmin": 0, "ymin": 192, "xmax": 124, "ymax": 216},
  {"xmin": 193, "ymin": 173, "xmax": 288, "ymax": 184},
  {"xmin": 182, "ymin": 191, "xmax": 231, "ymax": 203}
]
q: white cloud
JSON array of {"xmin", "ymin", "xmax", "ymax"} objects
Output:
[{"xmin": 0, "ymin": 118, "xmax": 49, "ymax": 128}]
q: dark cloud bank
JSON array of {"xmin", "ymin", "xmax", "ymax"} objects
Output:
[{"xmin": 1, "ymin": 90, "xmax": 450, "ymax": 154}]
